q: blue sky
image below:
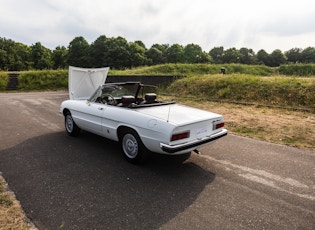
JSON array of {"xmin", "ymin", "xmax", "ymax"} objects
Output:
[{"xmin": 1, "ymin": 0, "xmax": 315, "ymax": 52}]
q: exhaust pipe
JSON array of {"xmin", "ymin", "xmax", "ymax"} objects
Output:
[{"xmin": 193, "ymin": 149, "xmax": 201, "ymax": 154}]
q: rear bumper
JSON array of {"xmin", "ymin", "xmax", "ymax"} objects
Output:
[{"xmin": 160, "ymin": 129, "xmax": 228, "ymax": 154}]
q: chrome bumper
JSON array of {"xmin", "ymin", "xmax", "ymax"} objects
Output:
[{"xmin": 160, "ymin": 129, "xmax": 228, "ymax": 154}]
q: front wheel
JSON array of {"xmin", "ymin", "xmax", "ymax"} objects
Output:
[
  {"xmin": 65, "ymin": 112, "xmax": 80, "ymax": 136},
  {"xmin": 120, "ymin": 129, "xmax": 148, "ymax": 164}
]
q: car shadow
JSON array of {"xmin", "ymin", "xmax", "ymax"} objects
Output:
[{"xmin": 0, "ymin": 131, "xmax": 215, "ymax": 230}]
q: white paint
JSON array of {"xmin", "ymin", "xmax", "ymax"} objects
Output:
[{"xmin": 200, "ymin": 155, "xmax": 315, "ymax": 201}]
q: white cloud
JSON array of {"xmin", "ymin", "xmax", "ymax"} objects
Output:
[{"xmin": 0, "ymin": 0, "xmax": 314, "ymax": 52}]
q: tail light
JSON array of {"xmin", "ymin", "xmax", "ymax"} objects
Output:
[
  {"xmin": 171, "ymin": 131, "xmax": 190, "ymax": 141},
  {"xmin": 214, "ymin": 122, "xmax": 224, "ymax": 130}
]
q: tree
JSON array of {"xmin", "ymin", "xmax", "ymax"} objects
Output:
[
  {"xmin": 52, "ymin": 46, "xmax": 68, "ymax": 69},
  {"xmin": 104, "ymin": 36, "xmax": 131, "ymax": 69},
  {"xmin": 89, "ymin": 35, "xmax": 108, "ymax": 68},
  {"xmin": 0, "ymin": 38, "xmax": 31, "ymax": 71},
  {"xmin": 128, "ymin": 41, "xmax": 148, "ymax": 68},
  {"xmin": 256, "ymin": 49, "xmax": 270, "ymax": 65},
  {"xmin": 67, "ymin": 36, "xmax": 90, "ymax": 67},
  {"xmin": 285, "ymin": 48, "xmax": 302, "ymax": 63},
  {"xmin": 183, "ymin": 43, "xmax": 210, "ymax": 63},
  {"xmin": 301, "ymin": 47, "xmax": 315, "ymax": 63},
  {"xmin": 209, "ymin": 46, "xmax": 224, "ymax": 64},
  {"xmin": 146, "ymin": 44, "xmax": 169, "ymax": 65},
  {"xmin": 239, "ymin": 47, "xmax": 256, "ymax": 64},
  {"xmin": 222, "ymin": 47, "xmax": 240, "ymax": 63},
  {"xmin": 165, "ymin": 44, "xmax": 184, "ymax": 63},
  {"xmin": 269, "ymin": 49, "xmax": 287, "ymax": 67},
  {"xmin": 30, "ymin": 42, "xmax": 53, "ymax": 70}
]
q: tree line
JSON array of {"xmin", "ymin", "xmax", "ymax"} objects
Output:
[{"xmin": 1, "ymin": 36, "xmax": 315, "ymax": 71}]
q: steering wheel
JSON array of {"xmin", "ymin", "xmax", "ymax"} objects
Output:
[{"xmin": 105, "ymin": 94, "xmax": 117, "ymax": 105}]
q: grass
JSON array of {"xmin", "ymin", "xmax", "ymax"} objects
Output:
[
  {"xmin": 0, "ymin": 176, "xmax": 36, "ymax": 230},
  {"xmin": 166, "ymin": 74, "xmax": 315, "ymax": 112},
  {"xmin": 166, "ymin": 97, "xmax": 315, "ymax": 151},
  {"xmin": 110, "ymin": 63, "xmax": 274, "ymax": 76},
  {"xmin": 0, "ymin": 72, "xmax": 8, "ymax": 90},
  {"xmin": 1, "ymin": 63, "xmax": 315, "ymax": 228}
]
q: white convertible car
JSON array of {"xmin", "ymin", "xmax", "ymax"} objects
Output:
[{"xmin": 60, "ymin": 66, "xmax": 228, "ymax": 163}]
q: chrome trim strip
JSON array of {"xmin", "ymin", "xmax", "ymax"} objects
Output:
[{"xmin": 160, "ymin": 129, "xmax": 228, "ymax": 153}]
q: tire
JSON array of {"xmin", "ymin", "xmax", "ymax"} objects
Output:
[
  {"xmin": 120, "ymin": 129, "xmax": 148, "ymax": 164},
  {"xmin": 65, "ymin": 112, "xmax": 80, "ymax": 136}
]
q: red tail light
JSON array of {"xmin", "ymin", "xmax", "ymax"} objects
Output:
[
  {"xmin": 171, "ymin": 131, "xmax": 190, "ymax": 141},
  {"xmin": 215, "ymin": 122, "xmax": 224, "ymax": 129}
]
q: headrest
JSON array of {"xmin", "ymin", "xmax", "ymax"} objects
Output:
[
  {"xmin": 145, "ymin": 93, "xmax": 156, "ymax": 102},
  {"xmin": 121, "ymin": 95, "xmax": 135, "ymax": 105}
]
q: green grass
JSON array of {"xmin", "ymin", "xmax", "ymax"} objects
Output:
[
  {"xmin": 0, "ymin": 72, "xmax": 8, "ymax": 91},
  {"xmin": 110, "ymin": 63, "xmax": 273, "ymax": 76},
  {"xmin": 18, "ymin": 69, "xmax": 68, "ymax": 90},
  {"xmin": 279, "ymin": 64, "xmax": 315, "ymax": 76},
  {"xmin": 1, "ymin": 64, "xmax": 315, "ymax": 112},
  {"xmin": 166, "ymin": 74, "xmax": 315, "ymax": 111}
]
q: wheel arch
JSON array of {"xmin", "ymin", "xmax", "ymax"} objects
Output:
[
  {"xmin": 117, "ymin": 125, "xmax": 139, "ymax": 141},
  {"xmin": 62, "ymin": 108, "xmax": 71, "ymax": 116}
]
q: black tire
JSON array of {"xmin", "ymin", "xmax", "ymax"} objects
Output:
[
  {"xmin": 119, "ymin": 129, "xmax": 148, "ymax": 164},
  {"xmin": 65, "ymin": 112, "xmax": 80, "ymax": 136}
]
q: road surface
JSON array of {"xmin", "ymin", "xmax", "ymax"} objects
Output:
[{"xmin": 0, "ymin": 91, "xmax": 314, "ymax": 229}]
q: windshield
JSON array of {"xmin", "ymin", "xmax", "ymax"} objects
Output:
[
  {"xmin": 89, "ymin": 82, "xmax": 161, "ymax": 106},
  {"xmin": 102, "ymin": 83, "xmax": 140, "ymax": 97}
]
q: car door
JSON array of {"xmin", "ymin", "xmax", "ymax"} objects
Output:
[{"xmin": 76, "ymin": 101, "xmax": 105, "ymax": 135}]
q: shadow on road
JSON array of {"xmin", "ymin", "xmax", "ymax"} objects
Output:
[{"xmin": 0, "ymin": 131, "xmax": 215, "ymax": 229}]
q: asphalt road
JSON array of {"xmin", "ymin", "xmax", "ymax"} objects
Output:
[{"xmin": 0, "ymin": 91, "xmax": 314, "ymax": 230}]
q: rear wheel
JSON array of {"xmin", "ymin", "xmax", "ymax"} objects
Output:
[
  {"xmin": 65, "ymin": 112, "xmax": 80, "ymax": 136},
  {"xmin": 120, "ymin": 129, "xmax": 148, "ymax": 164}
]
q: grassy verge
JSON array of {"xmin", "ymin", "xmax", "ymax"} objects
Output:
[
  {"xmin": 0, "ymin": 176, "xmax": 37, "ymax": 230},
  {"xmin": 110, "ymin": 63, "xmax": 274, "ymax": 76},
  {"xmin": 166, "ymin": 74, "xmax": 315, "ymax": 112},
  {"xmin": 18, "ymin": 70, "xmax": 68, "ymax": 91}
]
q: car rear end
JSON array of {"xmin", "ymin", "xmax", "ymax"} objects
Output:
[
  {"xmin": 136, "ymin": 103, "xmax": 227, "ymax": 155},
  {"xmin": 160, "ymin": 116, "xmax": 227, "ymax": 154}
]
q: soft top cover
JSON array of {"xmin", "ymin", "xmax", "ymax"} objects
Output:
[{"xmin": 69, "ymin": 66, "xmax": 109, "ymax": 100}]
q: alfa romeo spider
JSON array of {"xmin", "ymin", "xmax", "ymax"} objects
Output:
[{"xmin": 60, "ymin": 66, "xmax": 227, "ymax": 163}]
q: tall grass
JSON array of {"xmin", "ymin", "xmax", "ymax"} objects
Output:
[
  {"xmin": 111, "ymin": 64, "xmax": 273, "ymax": 76},
  {"xmin": 279, "ymin": 64, "xmax": 315, "ymax": 76},
  {"xmin": 0, "ymin": 72, "xmax": 8, "ymax": 90},
  {"xmin": 18, "ymin": 70, "xmax": 68, "ymax": 90},
  {"xmin": 167, "ymin": 74, "xmax": 315, "ymax": 111}
]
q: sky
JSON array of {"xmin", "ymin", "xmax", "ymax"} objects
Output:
[{"xmin": 1, "ymin": 0, "xmax": 315, "ymax": 53}]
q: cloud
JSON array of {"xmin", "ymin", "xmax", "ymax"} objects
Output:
[{"xmin": 0, "ymin": 0, "xmax": 314, "ymax": 52}]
